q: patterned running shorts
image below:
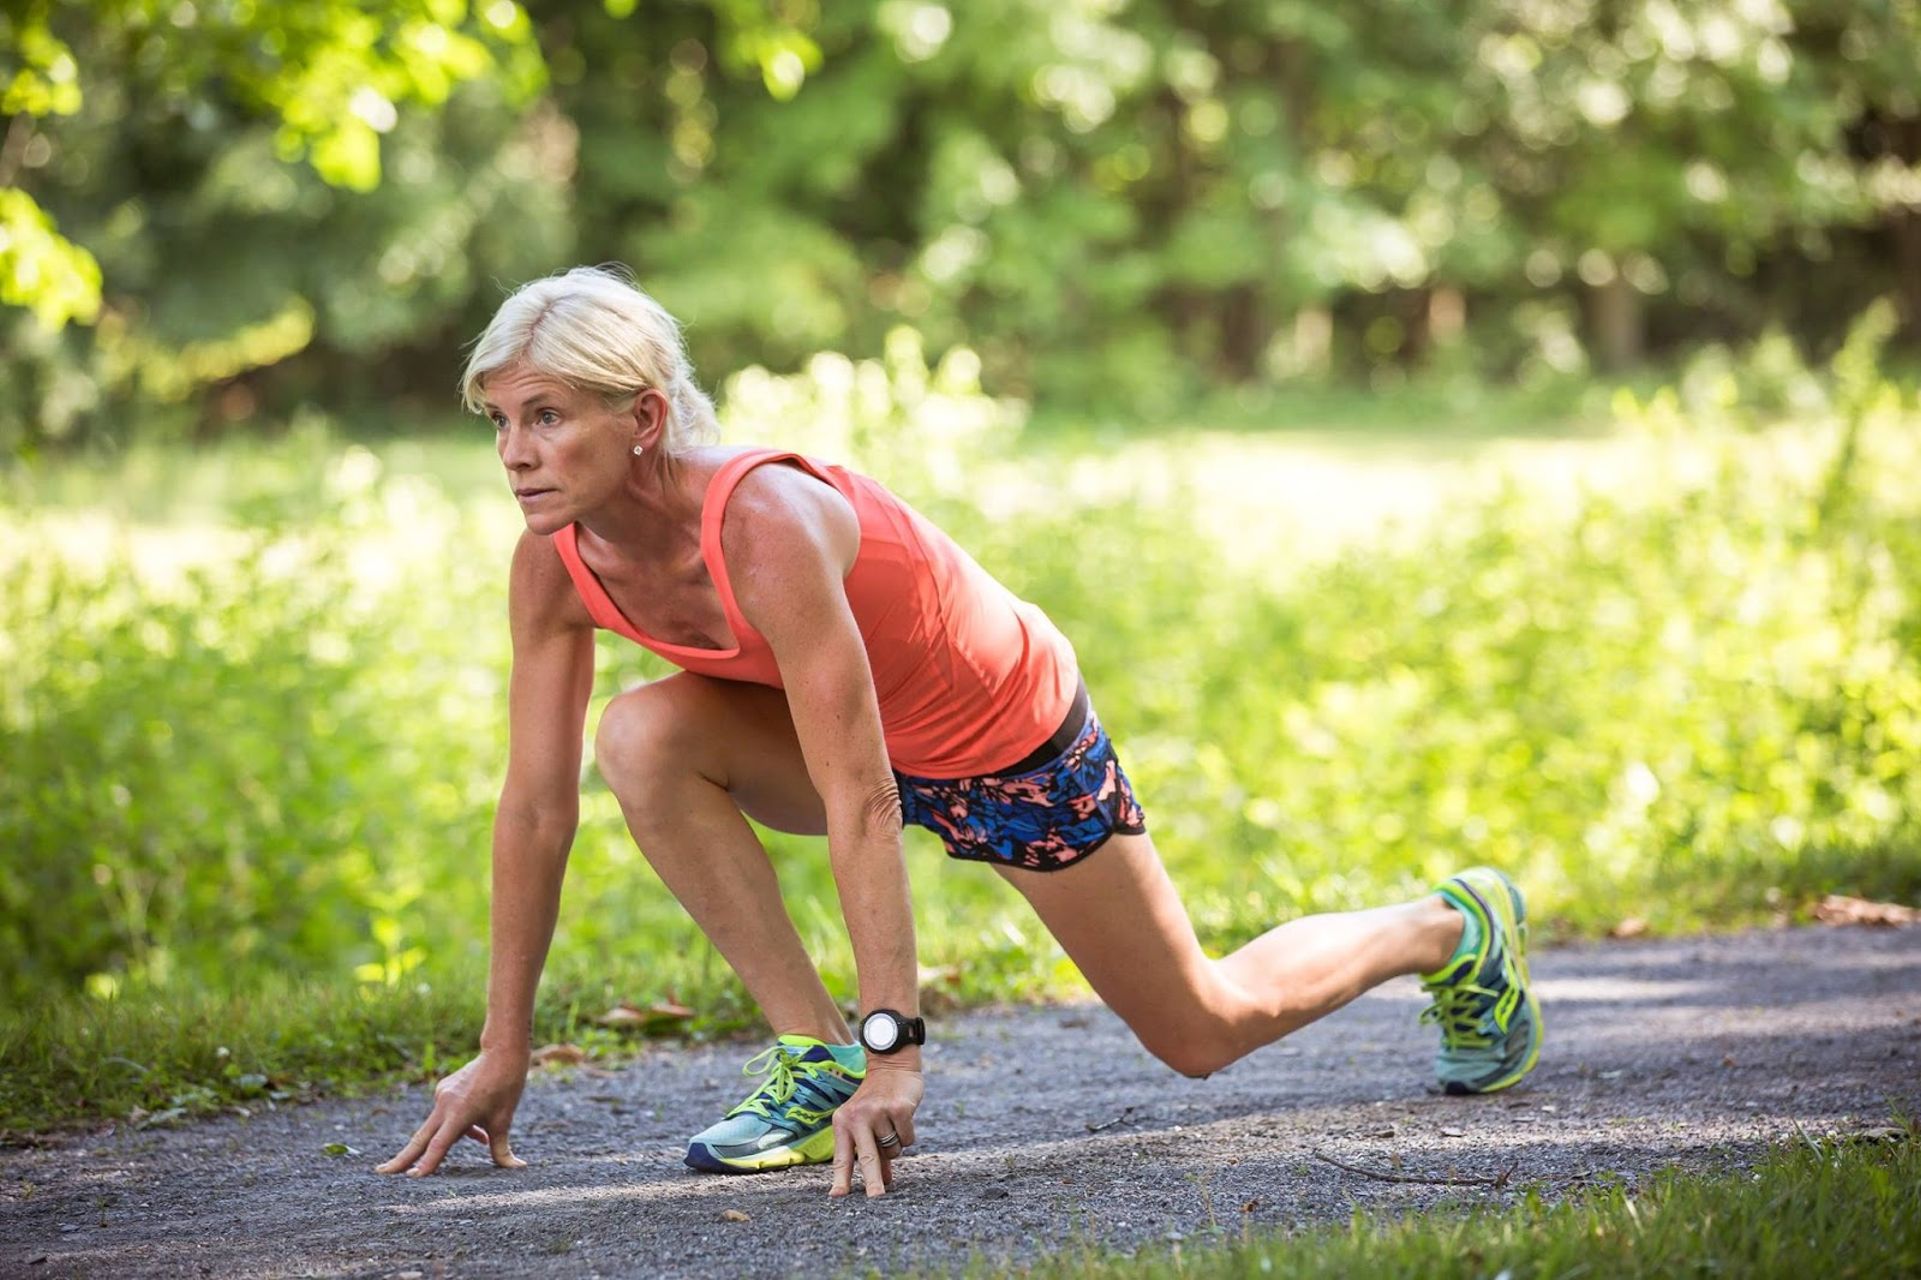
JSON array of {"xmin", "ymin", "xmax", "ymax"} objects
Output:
[{"xmin": 894, "ymin": 682, "xmax": 1147, "ymax": 873}]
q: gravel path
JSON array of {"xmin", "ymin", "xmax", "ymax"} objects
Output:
[{"xmin": 4, "ymin": 924, "xmax": 1918, "ymax": 1278}]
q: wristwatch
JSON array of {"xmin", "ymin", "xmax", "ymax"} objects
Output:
[{"xmin": 857, "ymin": 1008, "xmax": 926, "ymax": 1055}]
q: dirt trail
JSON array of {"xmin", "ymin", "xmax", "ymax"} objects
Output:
[{"xmin": 4, "ymin": 924, "xmax": 1918, "ymax": 1278}]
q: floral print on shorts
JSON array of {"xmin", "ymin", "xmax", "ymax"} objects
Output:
[{"xmin": 894, "ymin": 707, "xmax": 1147, "ymax": 872}]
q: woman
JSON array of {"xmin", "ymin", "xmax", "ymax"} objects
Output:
[{"xmin": 377, "ymin": 267, "xmax": 1542, "ymax": 1198}]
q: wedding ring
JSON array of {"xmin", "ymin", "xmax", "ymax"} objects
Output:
[{"xmin": 877, "ymin": 1131, "xmax": 901, "ymax": 1149}]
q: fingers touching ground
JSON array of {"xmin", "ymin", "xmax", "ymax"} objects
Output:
[
  {"xmin": 376, "ymin": 1115, "xmax": 436, "ymax": 1175},
  {"xmin": 377, "ymin": 1112, "xmax": 520, "ymax": 1176},
  {"xmin": 829, "ymin": 1105, "xmax": 913, "ymax": 1198},
  {"xmin": 487, "ymin": 1125, "xmax": 528, "ymax": 1169}
]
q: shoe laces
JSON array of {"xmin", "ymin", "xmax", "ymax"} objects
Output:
[
  {"xmin": 1420, "ymin": 978, "xmax": 1500, "ymax": 1050},
  {"xmin": 728, "ymin": 1043, "xmax": 843, "ymax": 1127}
]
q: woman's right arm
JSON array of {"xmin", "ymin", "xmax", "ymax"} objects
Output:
[
  {"xmin": 480, "ymin": 530, "xmax": 597, "ymax": 1060},
  {"xmin": 378, "ymin": 530, "xmax": 595, "ymax": 1177}
]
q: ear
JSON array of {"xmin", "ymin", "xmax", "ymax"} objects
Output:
[{"xmin": 627, "ymin": 387, "xmax": 671, "ymax": 451}]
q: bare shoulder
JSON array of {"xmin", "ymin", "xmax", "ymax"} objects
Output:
[
  {"xmin": 721, "ymin": 460, "xmax": 858, "ymax": 576},
  {"xmin": 508, "ymin": 528, "xmax": 593, "ymax": 636}
]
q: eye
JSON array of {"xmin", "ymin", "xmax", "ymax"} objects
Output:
[
  {"xmin": 537, "ymin": 409, "xmax": 561, "ymax": 426},
  {"xmin": 489, "ymin": 412, "xmax": 507, "ymax": 431}
]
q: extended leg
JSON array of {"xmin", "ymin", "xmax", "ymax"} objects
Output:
[
  {"xmin": 998, "ymin": 832, "xmax": 1463, "ymax": 1077},
  {"xmin": 595, "ymin": 673, "xmax": 848, "ymax": 1042}
]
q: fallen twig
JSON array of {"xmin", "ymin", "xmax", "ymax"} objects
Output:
[
  {"xmin": 1312, "ymin": 1149, "xmax": 1517, "ymax": 1188},
  {"xmin": 1085, "ymin": 1105, "xmax": 1140, "ymax": 1133}
]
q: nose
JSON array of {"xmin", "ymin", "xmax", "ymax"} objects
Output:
[{"xmin": 498, "ymin": 422, "xmax": 535, "ymax": 470}]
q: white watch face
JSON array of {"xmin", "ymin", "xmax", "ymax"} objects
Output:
[{"xmin": 862, "ymin": 1013, "xmax": 900, "ymax": 1051}]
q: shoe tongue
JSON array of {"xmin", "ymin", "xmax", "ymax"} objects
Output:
[
  {"xmin": 776, "ymin": 1033, "xmax": 836, "ymax": 1063},
  {"xmin": 773, "ymin": 1033, "xmax": 867, "ymax": 1069}
]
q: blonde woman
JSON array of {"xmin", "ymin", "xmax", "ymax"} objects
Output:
[{"xmin": 376, "ymin": 266, "xmax": 1542, "ymax": 1198}]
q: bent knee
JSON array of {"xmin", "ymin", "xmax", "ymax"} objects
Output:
[
  {"xmin": 594, "ymin": 681, "xmax": 707, "ymax": 786},
  {"xmin": 1135, "ymin": 1023, "xmax": 1242, "ymax": 1080}
]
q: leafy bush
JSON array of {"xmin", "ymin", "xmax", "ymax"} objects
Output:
[{"xmin": 0, "ymin": 454, "xmax": 511, "ymax": 998}]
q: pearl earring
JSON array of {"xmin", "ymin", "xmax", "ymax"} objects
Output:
[{"xmin": 632, "ymin": 444, "xmax": 645, "ymax": 456}]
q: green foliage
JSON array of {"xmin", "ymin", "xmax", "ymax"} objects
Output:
[
  {"xmin": 0, "ymin": 0, "xmax": 542, "ymax": 323},
  {"xmin": 448, "ymin": 0, "xmax": 1921, "ymax": 400},
  {"xmin": 0, "ymin": 451, "xmax": 509, "ymax": 995},
  {"xmin": 7, "ymin": 0, "xmax": 1921, "ymax": 449},
  {"xmin": 0, "ymin": 188, "xmax": 100, "ymax": 329},
  {"xmin": 0, "ymin": 1, "xmax": 579, "ymax": 453}
]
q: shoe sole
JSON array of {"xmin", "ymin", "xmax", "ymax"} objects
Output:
[
  {"xmin": 685, "ymin": 1123, "xmax": 838, "ymax": 1174},
  {"xmin": 1443, "ymin": 868, "xmax": 1544, "ymax": 1094}
]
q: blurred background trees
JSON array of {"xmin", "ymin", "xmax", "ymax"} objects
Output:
[{"xmin": 4, "ymin": 0, "xmax": 1918, "ymax": 451}]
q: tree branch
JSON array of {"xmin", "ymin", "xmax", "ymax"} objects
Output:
[{"xmin": 1312, "ymin": 1149, "xmax": 1517, "ymax": 1188}]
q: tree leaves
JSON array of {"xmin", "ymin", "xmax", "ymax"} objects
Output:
[
  {"xmin": 0, "ymin": 191, "xmax": 101, "ymax": 330},
  {"xmin": 0, "ymin": 0, "xmax": 539, "ymax": 342}
]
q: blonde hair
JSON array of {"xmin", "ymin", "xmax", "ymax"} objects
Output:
[{"xmin": 459, "ymin": 265, "xmax": 719, "ymax": 451}]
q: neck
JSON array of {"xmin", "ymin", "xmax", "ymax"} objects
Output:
[{"xmin": 574, "ymin": 451, "xmax": 701, "ymax": 563}]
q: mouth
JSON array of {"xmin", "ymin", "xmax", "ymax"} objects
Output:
[{"xmin": 514, "ymin": 487, "xmax": 555, "ymax": 503}]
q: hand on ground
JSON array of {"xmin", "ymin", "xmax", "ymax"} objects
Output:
[
  {"xmin": 829, "ymin": 1061, "xmax": 923, "ymax": 1198},
  {"xmin": 376, "ymin": 1049, "xmax": 532, "ymax": 1177}
]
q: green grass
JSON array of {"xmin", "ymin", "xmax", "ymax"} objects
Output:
[
  {"xmin": 0, "ymin": 858, "xmax": 1069, "ymax": 1133},
  {"xmin": 954, "ymin": 1130, "xmax": 1921, "ymax": 1279},
  {"xmin": 0, "ymin": 955, "xmax": 742, "ymax": 1133}
]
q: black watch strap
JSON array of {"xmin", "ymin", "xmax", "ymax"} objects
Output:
[{"xmin": 858, "ymin": 1008, "xmax": 926, "ymax": 1055}]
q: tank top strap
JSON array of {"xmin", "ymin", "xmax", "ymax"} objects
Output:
[
  {"xmin": 700, "ymin": 448, "xmax": 841, "ymax": 640},
  {"xmin": 551, "ymin": 522, "xmax": 633, "ymax": 637}
]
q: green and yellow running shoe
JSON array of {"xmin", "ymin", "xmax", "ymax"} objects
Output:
[
  {"xmin": 1420, "ymin": 866, "xmax": 1543, "ymax": 1095},
  {"xmin": 684, "ymin": 1034, "xmax": 866, "ymax": 1174}
]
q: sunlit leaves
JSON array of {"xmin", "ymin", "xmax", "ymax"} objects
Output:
[
  {"xmin": 7, "ymin": 0, "xmax": 1921, "ymax": 446},
  {"xmin": 1, "ymin": 13, "xmax": 83, "ymax": 116},
  {"xmin": 0, "ymin": 0, "xmax": 541, "ymax": 334},
  {"xmin": 0, "ymin": 190, "xmax": 101, "ymax": 329},
  {"xmin": 109, "ymin": 297, "xmax": 316, "ymax": 402}
]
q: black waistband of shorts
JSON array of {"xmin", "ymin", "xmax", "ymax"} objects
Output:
[{"xmin": 998, "ymin": 678, "xmax": 1092, "ymax": 775}]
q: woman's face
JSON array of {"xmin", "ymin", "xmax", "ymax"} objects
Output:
[{"xmin": 484, "ymin": 362, "xmax": 636, "ymax": 535}]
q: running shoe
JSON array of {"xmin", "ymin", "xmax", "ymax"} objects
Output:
[
  {"xmin": 1420, "ymin": 866, "xmax": 1543, "ymax": 1094},
  {"xmin": 684, "ymin": 1034, "xmax": 866, "ymax": 1174}
]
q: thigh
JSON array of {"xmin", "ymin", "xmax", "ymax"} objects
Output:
[
  {"xmin": 601, "ymin": 672, "xmax": 829, "ymax": 837},
  {"xmin": 994, "ymin": 831, "xmax": 1234, "ymax": 1027}
]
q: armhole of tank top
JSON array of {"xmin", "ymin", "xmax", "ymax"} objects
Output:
[{"xmin": 701, "ymin": 451, "xmax": 849, "ymax": 636}]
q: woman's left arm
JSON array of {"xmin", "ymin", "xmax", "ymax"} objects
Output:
[{"xmin": 724, "ymin": 468, "xmax": 922, "ymax": 1199}]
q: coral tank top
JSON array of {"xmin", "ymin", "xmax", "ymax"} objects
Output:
[{"xmin": 552, "ymin": 448, "xmax": 1077, "ymax": 778}]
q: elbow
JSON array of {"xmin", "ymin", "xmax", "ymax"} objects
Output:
[
  {"xmin": 863, "ymin": 777, "xmax": 904, "ymax": 832},
  {"xmin": 830, "ymin": 776, "xmax": 903, "ymax": 842}
]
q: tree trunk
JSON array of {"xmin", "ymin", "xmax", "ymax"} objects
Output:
[
  {"xmin": 1890, "ymin": 119, "xmax": 1921, "ymax": 340},
  {"xmin": 1402, "ymin": 286, "xmax": 1465, "ymax": 362},
  {"xmin": 1427, "ymin": 286, "xmax": 1466, "ymax": 349},
  {"xmin": 1289, "ymin": 307, "xmax": 1333, "ymax": 377},
  {"xmin": 1588, "ymin": 276, "xmax": 1644, "ymax": 371},
  {"xmin": 1219, "ymin": 285, "xmax": 1265, "ymax": 381}
]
